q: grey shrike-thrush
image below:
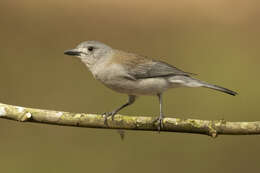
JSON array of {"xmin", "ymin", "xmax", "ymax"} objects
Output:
[{"xmin": 64, "ymin": 41, "xmax": 237, "ymax": 130}]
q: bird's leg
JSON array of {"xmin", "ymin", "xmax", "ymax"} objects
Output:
[
  {"xmin": 103, "ymin": 95, "xmax": 136, "ymax": 125},
  {"xmin": 153, "ymin": 93, "xmax": 164, "ymax": 131}
]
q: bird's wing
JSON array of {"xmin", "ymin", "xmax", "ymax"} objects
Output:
[
  {"xmin": 129, "ymin": 59, "xmax": 195, "ymax": 79},
  {"xmin": 112, "ymin": 50, "xmax": 195, "ymax": 80}
]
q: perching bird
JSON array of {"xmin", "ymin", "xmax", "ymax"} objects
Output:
[{"xmin": 64, "ymin": 41, "xmax": 237, "ymax": 130}]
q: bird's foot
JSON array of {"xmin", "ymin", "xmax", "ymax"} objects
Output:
[
  {"xmin": 153, "ymin": 116, "xmax": 164, "ymax": 132},
  {"xmin": 102, "ymin": 111, "xmax": 125, "ymax": 140},
  {"xmin": 102, "ymin": 111, "xmax": 117, "ymax": 125}
]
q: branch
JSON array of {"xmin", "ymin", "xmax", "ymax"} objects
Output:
[{"xmin": 0, "ymin": 102, "xmax": 259, "ymax": 138}]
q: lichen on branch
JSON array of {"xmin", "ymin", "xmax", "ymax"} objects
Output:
[{"xmin": 0, "ymin": 102, "xmax": 260, "ymax": 138}]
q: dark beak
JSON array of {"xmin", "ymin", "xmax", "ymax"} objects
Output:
[{"xmin": 64, "ymin": 49, "xmax": 81, "ymax": 56}]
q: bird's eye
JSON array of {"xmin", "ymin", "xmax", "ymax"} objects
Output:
[{"xmin": 88, "ymin": 46, "xmax": 94, "ymax": 51}]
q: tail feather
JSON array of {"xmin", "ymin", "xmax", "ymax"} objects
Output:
[
  {"xmin": 202, "ymin": 83, "xmax": 237, "ymax": 96},
  {"xmin": 169, "ymin": 76, "xmax": 238, "ymax": 96}
]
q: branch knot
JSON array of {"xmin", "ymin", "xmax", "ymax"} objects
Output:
[{"xmin": 208, "ymin": 120, "xmax": 218, "ymax": 138}]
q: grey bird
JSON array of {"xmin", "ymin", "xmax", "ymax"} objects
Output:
[{"xmin": 64, "ymin": 41, "xmax": 237, "ymax": 130}]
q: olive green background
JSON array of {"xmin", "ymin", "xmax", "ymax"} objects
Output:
[{"xmin": 0, "ymin": 0, "xmax": 259, "ymax": 172}]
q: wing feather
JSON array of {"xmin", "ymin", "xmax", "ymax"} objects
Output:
[
  {"xmin": 112, "ymin": 50, "xmax": 195, "ymax": 80},
  {"xmin": 130, "ymin": 60, "xmax": 194, "ymax": 79}
]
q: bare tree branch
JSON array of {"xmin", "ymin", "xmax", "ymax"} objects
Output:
[{"xmin": 0, "ymin": 102, "xmax": 259, "ymax": 138}]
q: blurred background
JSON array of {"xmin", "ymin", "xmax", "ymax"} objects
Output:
[{"xmin": 0, "ymin": 0, "xmax": 259, "ymax": 172}]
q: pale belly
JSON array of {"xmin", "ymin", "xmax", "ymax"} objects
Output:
[
  {"xmin": 102, "ymin": 77, "xmax": 175, "ymax": 95},
  {"xmin": 91, "ymin": 62, "xmax": 182, "ymax": 95}
]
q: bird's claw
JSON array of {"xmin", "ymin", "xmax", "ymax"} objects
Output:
[
  {"xmin": 102, "ymin": 111, "xmax": 116, "ymax": 125},
  {"xmin": 153, "ymin": 116, "xmax": 164, "ymax": 132}
]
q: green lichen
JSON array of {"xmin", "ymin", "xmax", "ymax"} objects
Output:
[{"xmin": 185, "ymin": 119, "xmax": 202, "ymax": 129}]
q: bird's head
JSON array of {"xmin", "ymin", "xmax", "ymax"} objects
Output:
[{"xmin": 64, "ymin": 41, "xmax": 112, "ymax": 68}]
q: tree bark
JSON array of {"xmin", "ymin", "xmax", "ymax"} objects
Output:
[{"xmin": 0, "ymin": 102, "xmax": 259, "ymax": 138}]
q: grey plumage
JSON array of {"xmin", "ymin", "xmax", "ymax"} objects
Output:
[
  {"xmin": 64, "ymin": 41, "xmax": 238, "ymax": 130},
  {"xmin": 202, "ymin": 82, "xmax": 237, "ymax": 96},
  {"xmin": 129, "ymin": 60, "xmax": 194, "ymax": 79}
]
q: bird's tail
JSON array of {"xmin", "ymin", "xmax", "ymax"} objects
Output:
[
  {"xmin": 201, "ymin": 82, "xmax": 237, "ymax": 96},
  {"xmin": 169, "ymin": 76, "xmax": 238, "ymax": 96}
]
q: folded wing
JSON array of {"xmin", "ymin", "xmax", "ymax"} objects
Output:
[
  {"xmin": 129, "ymin": 60, "xmax": 195, "ymax": 79},
  {"xmin": 112, "ymin": 50, "xmax": 195, "ymax": 80}
]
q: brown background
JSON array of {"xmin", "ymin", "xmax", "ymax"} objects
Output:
[{"xmin": 0, "ymin": 0, "xmax": 259, "ymax": 172}]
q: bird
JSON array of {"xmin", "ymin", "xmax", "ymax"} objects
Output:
[{"xmin": 64, "ymin": 41, "xmax": 237, "ymax": 130}]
